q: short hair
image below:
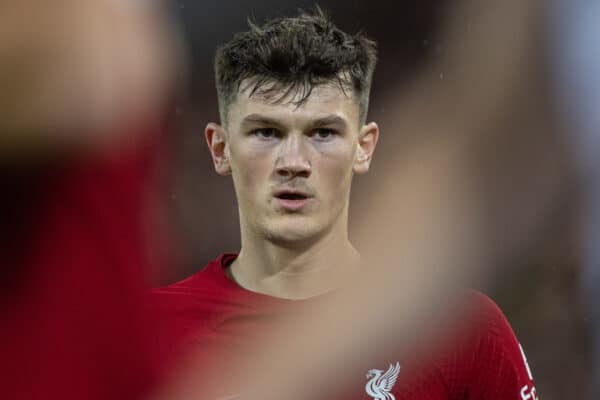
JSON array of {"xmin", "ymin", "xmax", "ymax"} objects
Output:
[{"xmin": 214, "ymin": 7, "xmax": 377, "ymax": 126}]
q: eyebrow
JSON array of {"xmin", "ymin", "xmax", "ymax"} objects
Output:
[
  {"xmin": 241, "ymin": 114, "xmax": 285, "ymax": 127},
  {"xmin": 240, "ymin": 114, "xmax": 348, "ymax": 129},
  {"xmin": 310, "ymin": 115, "xmax": 348, "ymax": 128}
]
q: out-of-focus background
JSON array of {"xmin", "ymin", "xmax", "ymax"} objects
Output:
[{"xmin": 152, "ymin": 1, "xmax": 592, "ymax": 399}]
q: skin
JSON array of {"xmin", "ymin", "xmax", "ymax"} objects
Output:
[{"xmin": 205, "ymin": 83, "xmax": 379, "ymax": 300}]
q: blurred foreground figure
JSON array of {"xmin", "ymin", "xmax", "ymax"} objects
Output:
[
  {"xmin": 150, "ymin": 8, "xmax": 540, "ymax": 400},
  {"xmin": 0, "ymin": 0, "xmax": 178, "ymax": 156},
  {"xmin": 0, "ymin": 0, "xmax": 180, "ymax": 399}
]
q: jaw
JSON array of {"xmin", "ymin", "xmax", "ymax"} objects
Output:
[{"xmin": 262, "ymin": 216, "xmax": 325, "ymax": 249}]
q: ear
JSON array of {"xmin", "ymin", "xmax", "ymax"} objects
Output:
[
  {"xmin": 353, "ymin": 122, "xmax": 379, "ymax": 174},
  {"xmin": 205, "ymin": 122, "xmax": 231, "ymax": 175}
]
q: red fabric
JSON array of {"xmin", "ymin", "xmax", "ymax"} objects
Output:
[
  {"xmin": 149, "ymin": 254, "xmax": 538, "ymax": 400},
  {"xmin": 0, "ymin": 133, "xmax": 165, "ymax": 399}
]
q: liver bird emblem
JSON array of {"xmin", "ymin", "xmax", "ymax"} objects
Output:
[{"xmin": 365, "ymin": 362, "xmax": 401, "ymax": 400}]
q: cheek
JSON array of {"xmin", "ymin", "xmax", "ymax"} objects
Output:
[
  {"xmin": 316, "ymin": 148, "xmax": 356, "ymax": 196},
  {"xmin": 230, "ymin": 147, "xmax": 272, "ymax": 201}
]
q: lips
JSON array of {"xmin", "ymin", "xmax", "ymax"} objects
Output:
[
  {"xmin": 274, "ymin": 188, "xmax": 312, "ymax": 199},
  {"xmin": 273, "ymin": 189, "xmax": 313, "ymax": 211},
  {"xmin": 276, "ymin": 192, "xmax": 308, "ymax": 200}
]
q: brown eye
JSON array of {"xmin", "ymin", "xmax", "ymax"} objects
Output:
[
  {"xmin": 253, "ymin": 128, "xmax": 279, "ymax": 140},
  {"xmin": 311, "ymin": 128, "xmax": 336, "ymax": 140}
]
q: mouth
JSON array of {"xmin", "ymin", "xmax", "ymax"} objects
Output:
[{"xmin": 274, "ymin": 190, "xmax": 313, "ymax": 211}]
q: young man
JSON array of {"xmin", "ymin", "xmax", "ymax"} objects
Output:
[{"xmin": 150, "ymin": 9, "xmax": 538, "ymax": 400}]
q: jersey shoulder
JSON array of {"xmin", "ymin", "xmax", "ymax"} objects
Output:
[
  {"xmin": 144, "ymin": 255, "xmax": 236, "ymax": 366},
  {"xmin": 463, "ymin": 290, "xmax": 516, "ymax": 338},
  {"xmin": 459, "ymin": 290, "xmax": 538, "ymax": 399},
  {"xmin": 149, "ymin": 253, "xmax": 235, "ymax": 297}
]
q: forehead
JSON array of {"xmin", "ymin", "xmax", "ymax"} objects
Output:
[{"xmin": 227, "ymin": 82, "xmax": 360, "ymax": 128}]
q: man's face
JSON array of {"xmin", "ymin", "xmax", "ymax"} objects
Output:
[{"xmin": 207, "ymin": 83, "xmax": 378, "ymax": 246}]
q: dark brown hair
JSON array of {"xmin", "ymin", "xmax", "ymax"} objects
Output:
[{"xmin": 214, "ymin": 7, "xmax": 377, "ymax": 125}]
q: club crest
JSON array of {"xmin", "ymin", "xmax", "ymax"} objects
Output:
[{"xmin": 365, "ymin": 362, "xmax": 401, "ymax": 400}]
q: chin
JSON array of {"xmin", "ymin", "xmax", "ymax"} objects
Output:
[{"xmin": 264, "ymin": 222, "xmax": 323, "ymax": 248}]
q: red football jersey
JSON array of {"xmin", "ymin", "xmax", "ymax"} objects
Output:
[{"xmin": 149, "ymin": 254, "xmax": 539, "ymax": 400}]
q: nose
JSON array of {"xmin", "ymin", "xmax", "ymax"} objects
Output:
[{"xmin": 275, "ymin": 134, "xmax": 311, "ymax": 179}]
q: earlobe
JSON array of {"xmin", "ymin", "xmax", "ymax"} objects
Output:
[
  {"xmin": 205, "ymin": 123, "xmax": 231, "ymax": 175},
  {"xmin": 353, "ymin": 122, "xmax": 379, "ymax": 174}
]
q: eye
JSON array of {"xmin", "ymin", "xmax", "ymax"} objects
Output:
[
  {"xmin": 311, "ymin": 128, "xmax": 337, "ymax": 141},
  {"xmin": 252, "ymin": 128, "xmax": 280, "ymax": 140}
]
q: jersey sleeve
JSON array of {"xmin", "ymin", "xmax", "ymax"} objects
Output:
[{"xmin": 465, "ymin": 292, "xmax": 538, "ymax": 400}]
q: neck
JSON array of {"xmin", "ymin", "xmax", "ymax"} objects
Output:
[{"xmin": 230, "ymin": 217, "xmax": 360, "ymax": 300}]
